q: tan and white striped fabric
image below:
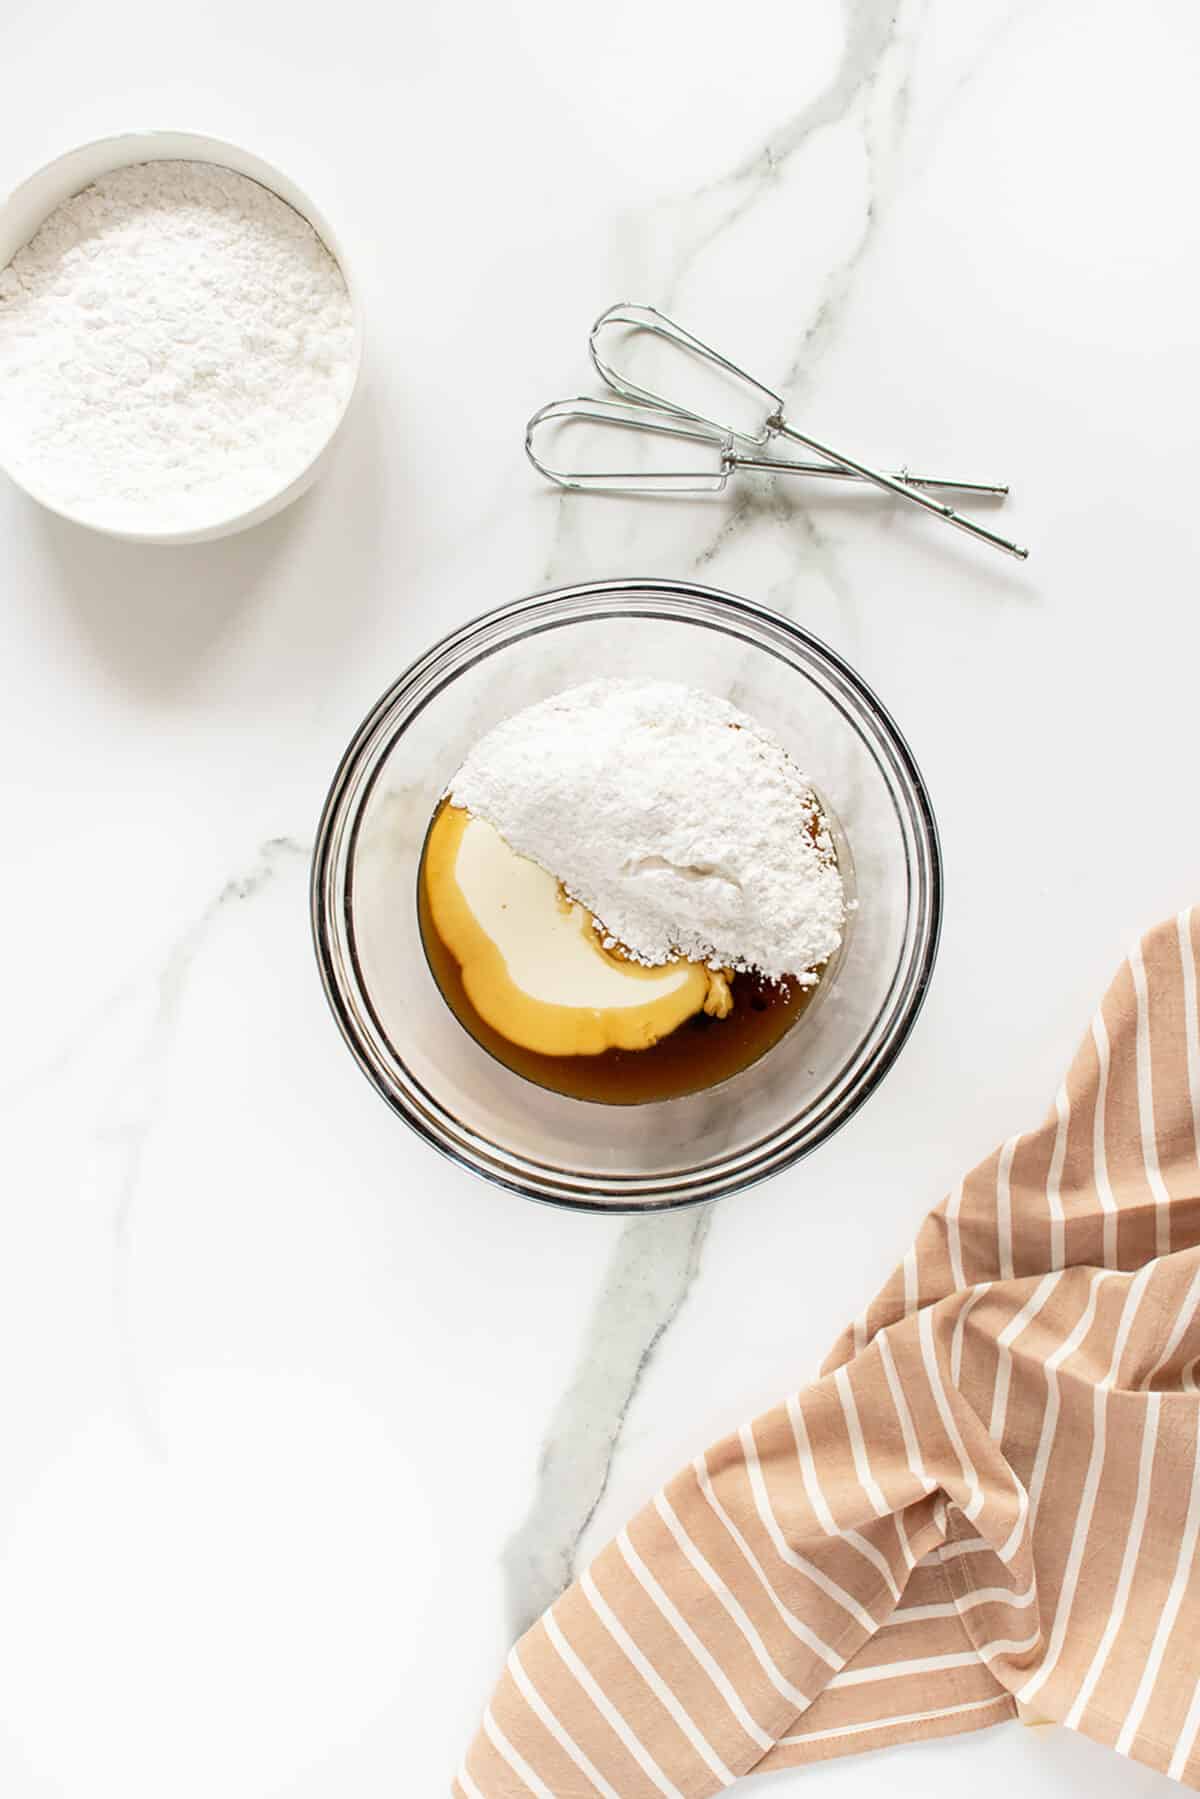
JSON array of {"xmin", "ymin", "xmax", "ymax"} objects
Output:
[{"xmin": 455, "ymin": 909, "xmax": 1200, "ymax": 1796}]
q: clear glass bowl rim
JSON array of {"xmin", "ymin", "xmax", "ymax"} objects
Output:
[{"xmin": 310, "ymin": 578, "xmax": 943, "ymax": 1212}]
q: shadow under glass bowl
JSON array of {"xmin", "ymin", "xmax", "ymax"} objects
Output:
[{"xmin": 311, "ymin": 579, "xmax": 942, "ymax": 1212}]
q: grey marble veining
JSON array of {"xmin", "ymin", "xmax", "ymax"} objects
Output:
[
  {"xmin": 775, "ymin": 0, "xmax": 917, "ymax": 399},
  {"xmin": 500, "ymin": 1206, "xmax": 711, "ymax": 1636},
  {"xmin": 101, "ymin": 838, "xmax": 309, "ymax": 1453},
  {"xmin": 667, "ymin": 0, "xmax": 907, "ymax": 304}
]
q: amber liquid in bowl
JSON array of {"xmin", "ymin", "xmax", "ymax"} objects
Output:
[{"xmin": 417, "ymin": 819, "xmax": 823, "ymax": 1105}]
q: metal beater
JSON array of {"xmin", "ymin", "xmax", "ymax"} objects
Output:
[
  {"xmin": 527, "ymin": 395, "xmax": 1011, "ymax": 500},
  {"xmin": 526, "ymin": 302, "xmax": 1027, "ymax": 560}
]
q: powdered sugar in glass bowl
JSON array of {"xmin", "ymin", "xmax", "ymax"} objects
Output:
[
  {"xmin": 0, "ymin": 131, "xmax": 363, "ymax": 544},
  {"xmin": 311, "ymin": 580, "xmax": 943, "ymax": 1212}
]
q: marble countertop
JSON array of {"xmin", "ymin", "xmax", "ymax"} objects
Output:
[{"xmin": 2, "ymin": 1, "xmax": 1198, "ymax": 1794}]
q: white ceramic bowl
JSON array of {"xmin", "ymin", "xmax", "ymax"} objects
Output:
[{"xmin": 0, "ymin": 130, "xmax": 364, "ymax": 544}]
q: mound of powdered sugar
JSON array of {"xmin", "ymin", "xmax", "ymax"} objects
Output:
[
  {"xmin": 0, "ymin": 160, "xmax": 355, "ymax": 531},
  {"xmin": 449, "ymin": 679, "xmax": 845, "ymax": 980}
]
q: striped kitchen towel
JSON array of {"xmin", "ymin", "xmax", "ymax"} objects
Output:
[{"xmin": 454, "ymin": 909, "xmax": 1200, "ymax": 1796}]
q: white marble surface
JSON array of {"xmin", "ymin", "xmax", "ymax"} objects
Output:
[{"xmin": 2, "ymin": 2, "xmax": 1198, "ymax": 1795}]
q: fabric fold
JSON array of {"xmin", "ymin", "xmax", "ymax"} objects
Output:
[{"xmin": 456, "ymin": 908, "xmax": 1200, "ymax": 1795}]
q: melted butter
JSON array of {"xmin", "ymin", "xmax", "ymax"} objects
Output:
[{"xmin": 423, "ymin": 805, "xmax": 721, "ymax": 1056}]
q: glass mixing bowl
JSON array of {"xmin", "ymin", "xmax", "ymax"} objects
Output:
[{"xmin": 311, "ymin": 580, "xmax": 941, "ymax": 1211}]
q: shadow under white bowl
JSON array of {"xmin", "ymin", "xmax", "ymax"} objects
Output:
[{"xmin": 0, "ymin": 130, "xmax": 363, "ymax": 545}]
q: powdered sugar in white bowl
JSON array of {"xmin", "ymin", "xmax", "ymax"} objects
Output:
[{"xmin": 0, "ymin": 132, "xmax": 363, "ymax": 543}]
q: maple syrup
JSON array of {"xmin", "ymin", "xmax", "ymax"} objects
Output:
[{"xmin": 418, "ymin": 824, "xmax": 825, "ymax": 1104}]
